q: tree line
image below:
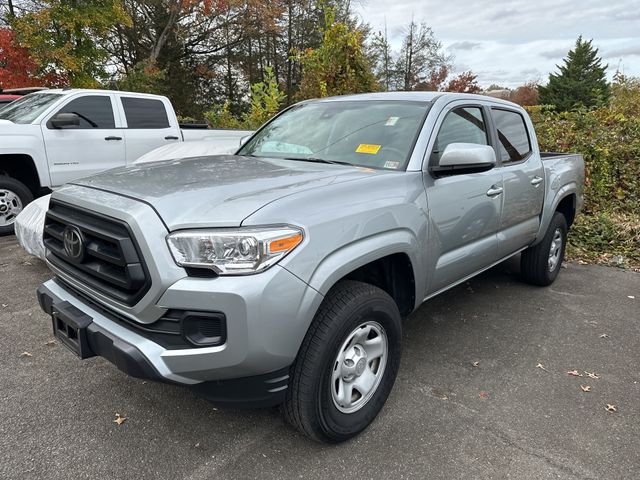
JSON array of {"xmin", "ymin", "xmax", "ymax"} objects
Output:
[
  {"xmin": 0, "ymin": 0, "xmax": 483, "ymax": 119},
  {"xmin": 0, "ymin": 1, "xmax": 615, "ymax": 126}
]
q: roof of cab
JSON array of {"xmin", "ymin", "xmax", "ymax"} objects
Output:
[
  {"xmin": 315, "ymin": 91, "xmax": 521, "ymax": 108},
  {"xmin": 31, "ymin": 88, "xmax": 168, "ymax": 100}
]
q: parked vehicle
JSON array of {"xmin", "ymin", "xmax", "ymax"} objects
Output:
[
  {"xmin": 0, "ymin": 87, "xmax": 48, "ymax": 107},
  {"xmin": 14, "ymin": 140, "xmax": 250, "ymax": 260},
  {"xmin": 0, "ymin": 94, "xmax": 21, "ymax": 106},
  {"xmin": 0, "ymin": 89, "xmax": 252, "ymax": 234},
  {"xmin": 36, "ymin": 92, "xmax": 584, "ymax": 442}
]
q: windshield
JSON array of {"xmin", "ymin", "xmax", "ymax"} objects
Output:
[
  {"xmin": 238, "ymin": 100, "xmax": 431, "ymax": 170},
  {"xmin": 0, "ymin": 93, "xmax": 62, "ymax": 124}
]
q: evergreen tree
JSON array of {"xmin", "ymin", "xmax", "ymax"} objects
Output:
[{"xmin": 539, "ymin": 36, "xmax": 610, "ymax": 111}]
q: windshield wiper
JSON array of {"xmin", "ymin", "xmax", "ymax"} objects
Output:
[{"xmin": 283, "ymin": 157, "xmax": 354, "ymax": 167}]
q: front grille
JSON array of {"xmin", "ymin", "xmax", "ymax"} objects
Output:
[{"xmin": 44, "ymin": 200, "xmax": 150, "ymax": 306}]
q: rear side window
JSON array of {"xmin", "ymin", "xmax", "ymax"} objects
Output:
[
  {"xmin": 56, "ymin": 96, "xmax": 115, "ymax": 129},
  {"xmin": 491, "ymin": 108, "xmax": 531, "ymax": 163},
  {"xmin": 121, "ymin": 97, "xmax": 170, "ymax": 129},
  {"xmin": 431, "ymin": 106, "xmax": 488, "ymax": 164}
]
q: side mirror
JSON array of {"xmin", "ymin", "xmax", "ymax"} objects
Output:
[
  {"xmin": 239, "ymin": 135, "xmax": 251, "ymax": 146},
  {"xmin": 50, "ymin": 112, "xmax": 80, "ymax": 129},
  {"xmin": 432, "ymin": 143, "xmax": 496, "ymax": 174}
]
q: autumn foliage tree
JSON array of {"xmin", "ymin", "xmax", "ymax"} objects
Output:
[
  {"xmin": 296, "ymin": 9, "xmax": 377, "ymax": 99},
  {"xmin": 11, "ymin": 0, "xmax": 130, "ymax": 87},
  {"xmin": 444, "ymin": 71, "xmax": 481, "ymax": 93},
  {"xmin": 0, "ymin": 27, "xmax": 64, "ymax": 88}
]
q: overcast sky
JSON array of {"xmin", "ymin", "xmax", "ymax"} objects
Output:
[{"xmin": 354, "ymin": 0, "xmax": 640, "ymax": 88}]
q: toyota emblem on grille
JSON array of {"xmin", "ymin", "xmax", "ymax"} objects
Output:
[{"xmin": 63, "ymin": 225, "xmax": 84, "ymax": 262}]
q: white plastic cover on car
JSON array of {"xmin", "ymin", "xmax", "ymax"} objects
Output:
[
  {"xmin": 134, "ymin": 138, "xmax": 251, "ymax": 164},
  {"xmin": 14, "ymin": 194, "xmax": 50, "ymax": 261}
]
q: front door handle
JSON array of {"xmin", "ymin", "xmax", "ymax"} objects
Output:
[
  {"xmin": 104, "ymin": 136, "xmax": 122, "ymax": 141},
  {"xmin": 165, "ymin": 135, "xmax": 179, "ymax": 140},
  {"xmin": 486, "ymin": 186, "xmax": 504, "ymax": 197},
  {"xmin": 531, "ymin": 176, "xmax": 543, "ymax": 186}
]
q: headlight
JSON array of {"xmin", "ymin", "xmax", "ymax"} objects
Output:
[{"xmin": 166, "ymin": 226, "xmax": 304, "ymax": 275}]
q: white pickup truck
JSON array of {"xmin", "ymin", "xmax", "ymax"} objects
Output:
[{"xmin": 0, "ymin": 89, "xmax": 251, "ymax": 234}]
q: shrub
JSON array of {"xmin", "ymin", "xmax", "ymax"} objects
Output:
[{"xmin": 527, "ymin": 75, "xmax": 640, "ymax": 267}]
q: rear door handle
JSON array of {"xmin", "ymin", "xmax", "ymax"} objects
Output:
[
  {"xmin": 531, "ymin": 176, "xmax": 543, "ymax": 186},
  {"xmin": 104, "ymin": 136, "xmax": 122, "ymax": 141},
  {"xmin": 486, "ymin": 186, "xmax": 504, "ymax": 197},
  {"xmin": 165, "ymin": 135, "xmax": 179, "ymax": 140}
]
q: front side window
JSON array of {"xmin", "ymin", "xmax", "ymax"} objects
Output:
[
  {"xmin": 491, "ymin": 108, "xmax": 531, "ymax": 163},
  {"xmin": 121, "ymin": 97, "xmax": 170, "ymax": 128},
  {"xmin": 0, "ymin": 93, "xmax": 62, "ymax": 124},
  {"xmin": 54, "ymin": 96, "xmax": 115, "ymax": 129},
  {"xmin": 238, "ymin": 100, "xmax": 431, "ymax": 170},
  {"xmin": 431, "ymin": 106, "xmax": 488, "ymax": 164}
]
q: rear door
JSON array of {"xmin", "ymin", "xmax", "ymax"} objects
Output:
[
  {"xmin": 41, "ymin": 93, "xmax": 125, "ymax": 186},
  {"xmin": 423, "ymin": 102, "xmax": 503, "ymax": 294},
  {"xmin": 117, "ymin": 96, "xmax": 182, "ymax": 163},
  {"xmin": 490, "ymin": 108, "xmax": 544, "ymax": 257}
]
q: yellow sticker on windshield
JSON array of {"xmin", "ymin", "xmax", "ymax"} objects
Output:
[{"xmin": 356, "ymin": 144, "xmax": 381, "ymax": 154}]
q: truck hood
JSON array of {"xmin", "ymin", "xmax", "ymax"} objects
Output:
[{"xmin": 73, "ymin": 155, "xmax": 384, "ymax": 230}]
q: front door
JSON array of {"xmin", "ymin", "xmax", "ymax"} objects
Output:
[
  {"xmin": 41, "ymin": 94, "xmax": 125, "ymax": 186},
  {"xmin": 424, "ymin": 104, "xmax": 503, "ymax": 294}
]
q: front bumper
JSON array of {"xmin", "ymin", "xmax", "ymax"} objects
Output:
[{"xmin": 37, "ymin": 263, "xmax": 322, "ymax": 407}]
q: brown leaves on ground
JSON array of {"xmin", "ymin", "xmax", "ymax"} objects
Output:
[
  {"xmin": 580, "ymin": 385, "xmax": 591, "ymax": 392},
  {"xmin": 44, "ymin": 340, "xmax": 57, "ymax": 346},
  {"xmin": 585, "ymin": 372, "xmax": 600, "ymax": 379},
  {"xmin": 471, "ymin": 361, "xmax": 480, "ymax": 367},
  {"xmin": 478, "ymin": 391, "xmax": 488, "ymax": 399},
  {"xmin": 567, "ymin": 369, "xmax": 583, "ymax": 377},
  {"xmin": 113, "ymin": 413, "xmax": 127, "ymax": 425},
  {"xmin": 605, "ymin": 404, "xmax": 618, "ymax": 413},
  {"xmin": 19, "ymin": 351, "xmax": 33, "ymax": 358}
]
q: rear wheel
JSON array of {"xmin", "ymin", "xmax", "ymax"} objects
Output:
[
  {"xmin": 521, "ymin": 212, "xmax": 568, "ymax": 286},
  {"xmin": 0, "ymin": 176, "xmax": 33, "ymax": 236},
  {"xmin": 283, "ymin": 280, "xmax": 402, "ymax": 443}
]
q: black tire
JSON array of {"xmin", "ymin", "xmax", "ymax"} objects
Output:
[
  {"xmin": 521, "ymin": 212, "xmax": 568, "ymax": 286},
  {"xmin": 0, "ymin": 176, "xmax": 33, "ymax": 236},
  {"xmin": 283, "ymin": 280, "xmax": 402, "ymax": 443}
]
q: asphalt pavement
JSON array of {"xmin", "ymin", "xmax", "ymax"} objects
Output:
[{"xmin": 0, "ymin": 235, "xmax": 638, "ymax": 480}]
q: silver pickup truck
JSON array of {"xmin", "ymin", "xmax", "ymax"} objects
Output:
[{"xmin": 36, "ymin": 92, "xmax": 584, "ymax": 442}]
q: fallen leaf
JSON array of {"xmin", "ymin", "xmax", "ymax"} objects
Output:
[
  {"xmin": 22, "ymin": 261, "xmax": 33, "ymax": 266},
  {"xmin": 605, "ymin": 404, "xmax": 617, "ymax": 413},
  {"xmin": 599, "ymin": 333, "xmax": 609, "ymax": 338},
  {"xmin": 567, "ymin": 369, "xmax": 583, "ymax": 377},
  {"xmin": 1, "ymin": 304, "xmax": 7, "ymax": 308},
  {"xmin": 536, "ymin": 362, "xmax": 549, "ymax": 372},
  {"xmin": 45, "ymin": 340, "xmax": 57, "ymax": 346},
  {"xmin": 113, "ymin": 413, "xmax": 127, "ymax": 425},
  {"xmin": 471, "ymin": 361, "xmax": 480, "ymax": 367},
  {"xmin": 19, "ymin": 351, "xmax": 33, "ymax": 358},
  {"xmin": 628, "ymin": 295, "xmax": 635, "ymax": 299},
  {"xmin": 581, "ymin": 385, "xmax": 591, "ymax": 392},
  {"xmin": 585, "ymin": 372, "xmax": 600, "ymax": 379},
  {"xmin": 478, "ymin": 391, "xmax": 488, "ymax": 399}
]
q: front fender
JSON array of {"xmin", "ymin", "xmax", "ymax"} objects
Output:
[{"xmin": 304, "ymin": 228, "xmax": 424, "ymax": 309}]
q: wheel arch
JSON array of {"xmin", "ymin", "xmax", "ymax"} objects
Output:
[
  {"xmin": 305, "ymin": 230, "xmax": 423, "ymax": 317},
  {"xmin": 0, "ymin": 154, "xmax": 44, "ymax": 195}
]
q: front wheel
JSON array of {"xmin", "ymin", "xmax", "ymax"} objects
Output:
[
  {"xmin": 0, "ymin": 176, "xmax": 33, "ymax": 236},
  {"xmin": 283, "ymin": 281, "xmax": 402, "ymax": 443},
  {"xmin": 521, "ymin": 212, "xmax": 568, "ymax": 286}
]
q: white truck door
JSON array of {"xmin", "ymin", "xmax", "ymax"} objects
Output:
[
  {"xmin": 117, "ymin": 96, "xmax": 182, "ymax": 163},
  {"xmin": 41, "ymin": 94, "xmax": 125, "ymax": 187}
]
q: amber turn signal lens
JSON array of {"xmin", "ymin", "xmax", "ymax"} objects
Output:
[{"xmin": 268, "ymin": 233, "xmax": 303, "ymax": 253}]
